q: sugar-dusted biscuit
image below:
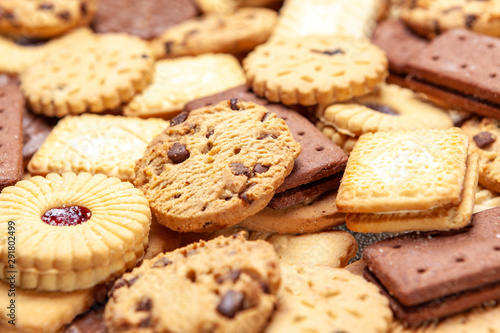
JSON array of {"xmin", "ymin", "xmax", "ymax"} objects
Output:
[
  {"xmin": 270, "ymin": 0, "xmax": 387, "ymax": 41},
  {"xmin": 93, "ymin": 0, "xmax": 199, "ymax": 40},
  {"xmin": 0, "ymin": 281, "xmax": 99, "ymax": 333},
  {"xmin": 244, "ymin": 35, "xmax": 388, "ymax": 106},
  {"xmin": 105, "ymin": 233, "xmax": 281, "ymax": 333},
  {"xmin": 28, "ymin": 114, "xmax": 168, "ymax": 182},
  {"xmin": 474, "ymin": 185, "xmax": 500, "ymax": 213},
  {"xmin": 264, "ymin": 264, "xmax": 393, "ymax": 333},
  {"xmin": 0, "ymin": 85, "xmax": 23, "ymax": 191},
  {"xmin": 124, "ymin": 54, "xmax": 246, "ymax": 119},
  {"xmin": 0, "ymin": 0, "xmax": 97, "ymax": 39},
  {"xmin": 400, "ymin": 0, "xmax": 500, "ymax": 39},
  {"xmin": 461, "ymin": 117, "xmax": 500, "ymax": 193},
  {"xmin": 21, "ymin": 32, "xmax": 154, "ymax": 117},
  {"xmin": 0, "ymin": 172, "xmax": 151, "ymax": 291},
  {"xmin": 153, "ymin": 8, "xmax": 277, "ymax": 59},
  {"xmin": 337, "ymin": 128, "xmax": 470, "ymax": 213},
  {"xmin": 134, "ymin": 100, "xmax": 301, "ymax": 232}
]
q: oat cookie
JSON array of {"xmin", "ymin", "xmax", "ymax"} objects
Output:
[
  {"xmin": 461, "ymin": 117, "xmax": 500, "ymax": 193},
  {"xmin": 153, "ymin": 8, "xmax": 277, "ymax": 59},
  {"xmin": 0, "ymin": 172, "xmax": 151, "ymax": 291},
  {"xmin": 134, "ymin": 100, "xmax": 301, "ymax": 232},
  {"xmin": 21, "ymin": 33, "xmax": 154, "ymax": 117},
  {"xmin": 27, "ymin": 114, "xmax": 168, "ymax": 182},
  {"xmin": 124, "ymin": 54, "xmax": 246, "ymax": 119},
  {"xmin": 264, "ymin": 264, "xmax": 393, "ymax": 333},
  {"xmin": 105, "ymin": 233, "xmax": 281, "ymax": 333},
  {"xmin": 401, "ymin": 0, "xmax": 500, "ymax": 39},
  {"xmin": 244, "ymin": 35, "xmax": 388, "ymax": 106},
  {"xmin": 474, "ymin": 185, "xmax": 500, "ymax": 213},
  {"xmin": 0, "ymin": 0, "xmax": 97, "ymax": 38}
]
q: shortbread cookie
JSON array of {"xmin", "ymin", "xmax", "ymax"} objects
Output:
[
  {"xmin": 316, "ymin": 83, "xmax": 453, "ymax": 138},
  {"xmin": 0, "ymin": 85, "xmax": 23, "ymax": 191},
  {"xmin": 0, "ymin": 281, "xmax": 98, "ymax": 333},
  {"xmin": 363, "ymin": 207, "xmax": 500, "ymax": 324},
  {"xmin": 93, "ymin": 0, "xmax": 200, "ymax": 40},
  {"xmin": 0, "ymin": 0, "xmax": 97, "ymax": 39},
  {"xmin": 153, "ymin": 8, "xmax": 277, "ymax": 59},
  {"xmin": 0, "ymin": 172, "xmax": 151, "ymax": 291},
  {"xmin": 315, "ymin": 121, "xmax": 358, "ymax": 154},
  {"xmin": 244, "ymin": 35, "xmax": 388, "ymax": 106},
  {"xmin": 124, "ymin": 54, "xmax": 246, "ymax": 119},
  {"xmin": 401, "ymin": 0, "xmax": 500, "ymax": 39},
  {"xmin": 105, "ymin": 233, "xmax": 281, "ymax": 333},
  {"xmin": 27, "ymin": 114, "xmax": 168, "ymax": 182},
  {"xmin": 21, "ymin": 33, "xmax": 154, "ymax": 117},
  {"xmin": 264, "ymin": 265, "xmax": 393, "ymax": 333},
  {"xmin": 461, "ymin": 117, "xmax": 500, "ymax": 193},
  {"xmin": 134, "ymin": 100, "xmax": 301, "ymax": 232},
  {"xmin": 474, "ymin": 185, "xmax": 500, "ymax": 213}
]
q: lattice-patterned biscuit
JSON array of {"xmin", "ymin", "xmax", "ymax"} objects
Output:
[
  {"xmin": 270, "ymin": 0, "xmax": 387, "ymax": 40},
  {"xmin": 243, "ymin": 35, "xmax": 388, "ymax": 106},
  {"xmin": 337, "ymin": 128, "xmax": 470, "ymax": 213},
  {"xmin": 346, "ymin": 153, "xmax": 479, "ymax": 233},
  {"xmin": 105, "ymin": 233, "xmax": 280, "ymax": 333},
  {"xmin": 461, "ymin": 117, "xmax": 500, "ymax": 193},
  {"xmin": 28, "ymin": 114, "xmax": 168, "ymax": 182},
  {"xmin": 21, "ymin": 32, "xmax": 154, "ymax": 117},
  {"xmin": 264, "ymin": 265, "xmax": 393, "ymax": 333},
  {"xmin": 153, "ymin": 8, "xmax": 277, "ymax": 59},
  {"xmin": 0, "ymin": 172, "xmax": 151, "ymax": 291},
  {"xmin": 124, "ymin": 54, "xmax": 246, "ymax": 119},
  {"xmin": 0, "ymin": 0, "xmax": 97, "ymax": 39},
  {"xmin": 135, "ymin": 100, "xmax": 301, "ymax": 232}
]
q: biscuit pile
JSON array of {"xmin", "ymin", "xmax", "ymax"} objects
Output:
[{"xmin": 1, "ymin": 0, "xmax": 500, "ymax": 332}]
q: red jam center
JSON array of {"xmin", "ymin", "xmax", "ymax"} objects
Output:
[{"xmin": 41, "ymin": 206, "xmax": 91, "ymax": 226}]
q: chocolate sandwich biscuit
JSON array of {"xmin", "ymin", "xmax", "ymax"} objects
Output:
[
  {"xmin": 92, "ymin": 0, "xmax": 200, "ymax": 40},
  {"xmin": 22, "ymin": 109, "xmax": 58, "ymax": 167},
  {"xmin": 0, "ymin": 84, "xmax": 23, "ymax": 191},
  {"xmin": 363, "ymin": 207, "xmax": 500, "ymax": 324}
]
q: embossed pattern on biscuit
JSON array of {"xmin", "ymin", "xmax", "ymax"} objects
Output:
[
  {"xmin": 134, "ymin": 100, "xmax": 301, "ymax": 232},
  {"xmin": 0, "ymin": 172, "xmax": 151, "ymax": 292}
]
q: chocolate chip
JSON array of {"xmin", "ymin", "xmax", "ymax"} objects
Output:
[
  {"xmin": 465, "ymin": 14, "xmax": 478, "ymax": 29},
  {"xmin": 260, "ymin": 281, "xmax": 271, "ymax": 294},
  {"xmin": 80, "ymin": 2, "xmax": 88, "ymax": 15},
  {"xmin": 139, "ymin": 316, "xmax": 152, "ymax": 328},
  {"xmin": 38, "ymin": 3, "xmax": 54, "ymax": 10},
  {"xmin": 168, "ymin": 143, "xmax": 190, "ymax": 163},
  {"xmin": 170, "ymin": 112, "xmax": 188, "ymax": 126},
  {"xmin": 311, "ymin": 48, "xmax": 345, "ymax": 56},
  {"xmin": 231, "ymin": 163, "xmax": 252, "ymax": 177},
  {"xmin": 152, "ymin": 257, "xmax": 172, "ymax": 268},
  {"xmin": 206, "ymin": 128, "xmax": 214, "ymax": 138},
  {"xmin": 258, "ymin": 133, "xmax": 277, "ymax": 140},
  {"xmin": 136, "ymin": 297, "xmax": 153, "ymax": 311},
  {"xmin": 57, "ymin": 11, "xmax": 70, "ymax": 21},
  {"xmin": 254, "ymin": 164, "xmax": 269, "ymax": 174},
  {"xmin": 109, "ymin": 276, "xmax": 139, "ymax": 296},
  {"xmin": 230, "ymin": 98, "xmax": 240, "ymax": 110},
  {"xmin": 203, "ymin": 222, "xmax": 213, "ymax": 228},
  {"xmin": 473, "ymin": 131, "xmax": 496, "ymax": 148},
  {"xmin": 261, "ymin": 112, "xmax": 271, "ymax": 122},
  {"xmin": 141, "ymin": 54, "xmax": 149, "ymax": 59},
  {"xmin": 216, "ymin": 291, "xmax": 245, "ymax": 318},
  {"xmin": 216, "ymin": 270, "xmax": 241, "ymax": 284},
  {"xmin": 165, "ymin": 41, "xmax": 174, "ymax": 55},
  {"xmin": 363, "ymin": 102, "xmax": 399, "ymax": 116},
  {"xmin": 239, "ymin": 183, "xmax": 256, "ymax": 204}
]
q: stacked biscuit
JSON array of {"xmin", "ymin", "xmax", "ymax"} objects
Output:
[{"xmin": 1, "ymin": 0, "xmax": 500, "ymax": 332}]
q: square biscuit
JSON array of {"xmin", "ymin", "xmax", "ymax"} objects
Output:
[
  {"xmin": 124, "ymin": 54, "xmax": 246, "ymax": 119},
  {"xmin": 336, "ymin": 128, "xmax": 470, "ymax": 213},
  {"xmin": 346, "ymin": 153, "xmax": 479, "ymax": 233},
  {"xmin": 27, "ymin": 114, "xmax": 168, "ymax": 182}
]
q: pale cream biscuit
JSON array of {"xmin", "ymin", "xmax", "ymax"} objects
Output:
[
  {"xmin": 0, "ymin": 172, "xmax": 151, "ymax": 291},
  {"xmin": 27, "ymin": 114, "xmax": 168, "ymax": 182},
  {"xmin": 21, "ymin": 32, "xmax": 154, "ymax": 117},
  {"xmin": 124, "ymin": 54, "xmax": 246, "ymax": 119}
]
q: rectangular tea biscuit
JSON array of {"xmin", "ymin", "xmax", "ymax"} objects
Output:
[
  {"xmin": 28, "ymin": 114, "xmax": 168, "ymax": 182},
  {"xmin": 0, "ymin": 85, "xmax": 23, "ymax": 191},
  {"xmin": 346, "ymin": 153, "xmax": 479, "ymax": 233},
  {"xmin": 337, "ymin": 128, "xmax": 470, "ymax": 213}
]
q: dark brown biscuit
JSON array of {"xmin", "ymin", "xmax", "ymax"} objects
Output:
[
  {"xmin": 184, "ymin": 85, "xmax": 348, "ymax": 208},
  {"xmin": 22, "ymin": 109, "xmax": 58, "ymax": 166},
  {"xmin": 0, "ymin": 85, "xmax": 23, "ymax": 191},
  {"xmin": 371, "ymin": 19, "xmax": 428, "ymax": 75},
  {"xmin": 92, "ymin": 0, "xmax": 200, "ymax": 40},
  {"xmin": 363, "ymin": 207, "xmax": 500, "ymax": 324}
]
